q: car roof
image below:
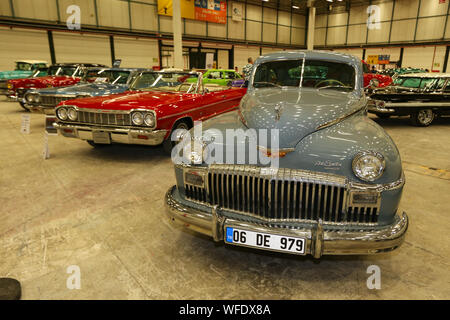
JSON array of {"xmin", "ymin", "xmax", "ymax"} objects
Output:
[
  {"xmin": 206, "ymin": 69, "xmax": 237, "ymax": 72},
  {"xmin": 15, "ymin": 60, "xmax": 48, "ymax": 64},
  {"xmin": 50, "ymin": 63, "xmax": 109, "ymax": 67},
  {"xmin": 398, "ymin": 73, "xmax": 450, "ymax": 78},
  {"xmin": 90, "ymin": 67, "xmax": 147, "ymax": 72},
  {"xmin": 256, "ymin": 50, "xmax": 361, "ymax": 66}
]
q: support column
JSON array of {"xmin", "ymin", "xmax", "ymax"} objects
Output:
[
  {"xmin": 307, "ymin": 2, "xmax": 316, "ymax": 50},
  {"xmin": 172, "ymin": 0, "xmax": 183, "ymax": 69}
]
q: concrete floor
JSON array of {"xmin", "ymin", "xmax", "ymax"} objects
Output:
[{"xmin": 0, "ymin": 98, "xmax": 449, "ymax": 300}]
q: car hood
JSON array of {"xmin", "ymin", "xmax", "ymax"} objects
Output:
[
  {"xmin": 0, "ymin": 70, "xmax": 33, "ymax": 80},
  {"xmin": 37, "ymin": 82, "xmax": 127, "ymax": 96},
  {"xmin": 240, "ymin": 87, "xmax": 364, "ymax": 149},
  {"xmin": 61, "ymin": 90, "xmax": 189, "ymax": 114}
]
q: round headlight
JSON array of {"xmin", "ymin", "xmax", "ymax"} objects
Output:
[
  {"xmin": 182, "ymin": 140, "xmax": 207, "ymax": 165},
  {"xmin": 33, "ymin": 94, "xmax": 40, "ymax": 103},
  {"xmin": 68, "ymin": 108, "xmax": 77, "ymax": 121},
  {"xmin": 144, "ymin": 113, "xmax": 155, "ymax": 127},
  {"xmin": 132, "ymin": 112, "xmax": 144, "ymax": 126},
  {"xmin": 57, "ymin": 107, "xmax": 68, "ymax": 120},
  {"xmin": 352, "ymin": 151, "xmax": 385, "ymax": 182},
  {"xmin": 26, "ymin": 94, "xmax": 34, "ymax": 103}
]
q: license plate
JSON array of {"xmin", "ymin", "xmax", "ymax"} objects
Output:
[
  {"xmin": 225, "ymin": 227, "xmax": 306, "ymax": 255},
  {"xmin": 92, "ymin": 130, "xmax": 111, "ymax": 144}
]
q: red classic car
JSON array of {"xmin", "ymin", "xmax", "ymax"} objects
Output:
[
  {"xmin": 54, "ymin": 71, "xmax": 247, "ymax": 153},
  {"xmin": 362, "ymin": 60, "xmax": 393, "ymax": 88},
  {"xmin": 4, "ymin": 63, "xmax": 107, "ymax": 109}
]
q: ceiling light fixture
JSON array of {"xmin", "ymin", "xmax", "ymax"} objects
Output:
[{"xmin": 292, "ymin": 5, "xmax": 299, "ymax": 9}]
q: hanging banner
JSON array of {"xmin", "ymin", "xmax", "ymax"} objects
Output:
[
  {"xmin": 158, "ymin": 0, "xmax": 227, "ymax": 24},
  {"xmin": 232, "ymin": 2, "xmax": 243, "ymax": 22}
]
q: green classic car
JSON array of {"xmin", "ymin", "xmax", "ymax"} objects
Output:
[
  {"xmin": 0, "ymin": 60, "xmax": 48, "ymax": 80},
  {"xmin": 188, "ymin": 69, "xmax": 242, "ymax": 86}
]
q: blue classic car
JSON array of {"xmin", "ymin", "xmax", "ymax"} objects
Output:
[
  {"xmin": 24, "ymin": 68, "xmax": 146, "ymax": 114},
  {"xmin": 165, "ymin": 51, "xmax": 408, "ymax": 258}
]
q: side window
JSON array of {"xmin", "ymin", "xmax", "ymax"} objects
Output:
[{"xmin": 443, "ymin": 79, "xmax": 450, "ymax": 92}]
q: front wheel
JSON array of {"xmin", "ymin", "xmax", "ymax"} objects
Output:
[
  {"xmin": 19, "ymin": 101, "xmax": 30, "ymax": 112},
  {"xmin": 410, "ymin": 109, "xmax": 435, "ymax": 127},
  {"xmin": 162, "ymin": 120, "xmax": 191, "ymax": 155}
]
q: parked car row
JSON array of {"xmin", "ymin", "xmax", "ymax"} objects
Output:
[
  {"xmin": 368, "ymin": 73, "xmax": 450, "ymax": 126},
  {"xmin": 1, "ymin": 52, "xmax": 411, "ymax": 258}
]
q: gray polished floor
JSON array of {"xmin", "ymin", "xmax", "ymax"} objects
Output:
[{"xmin": 0, "ymin": 98, "xmax": 449, "ymax": 299}]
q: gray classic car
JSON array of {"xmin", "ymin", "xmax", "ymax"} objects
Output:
[
  {"xmin": 23, "ymin": 68, "xmax": 145, "ymax": 114},
  {"xmin": 165, "ymin": 51, "xmax": 408, "ymax": 258}
]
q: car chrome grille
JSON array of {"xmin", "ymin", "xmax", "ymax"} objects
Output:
[
  {"xmin": 184, "ymin": 165, "xmax": 380, "ymax": 225},
  {"xmin": 41, "ymin": 96, "xmax": 72, "ymax": 107},
  {"xmin": 77, "ymin": 110, "xmax": 132, "ymax": 126}
]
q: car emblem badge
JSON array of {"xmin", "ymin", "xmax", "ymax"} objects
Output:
[{"xmin": 274, "ymin": 103, "xmax": 283, "ymax": 121}]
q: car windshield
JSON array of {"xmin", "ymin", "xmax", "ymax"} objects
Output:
[
  {"xmin": 15, "ymin": 62, "xmax": 33, "ymax": 71},
  {"xmin": 130, "ymin": 72, "xmax": 200, "ymax": 93},
  {"xmin": 47, "ymin": 66, "xmax": 78, "ymax": 76},
  {"xmin": 253, "ymin": 59, "xmax": 355, "ymax": 91},
  {"xmin": 83, "ymin": 69, "xmax": 132, "ymax": 84},
  {"xmin": 393, "ymin": 77, "xmax": 432, "ymax": 88}
]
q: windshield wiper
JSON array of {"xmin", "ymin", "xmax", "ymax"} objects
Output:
[
  {"xmin": 254, "ymin": 81, "xmax": 282, "ymax": 88},
  {"xmin": 317, "ymin": 85, "xmax": 353, "ymax": 91}
]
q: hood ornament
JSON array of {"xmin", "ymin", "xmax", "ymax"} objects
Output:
[{"xmin": 274, "ymin": 102, "xmax": 284, "ymax": 121}]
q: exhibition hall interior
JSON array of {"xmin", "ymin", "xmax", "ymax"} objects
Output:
[{"xmin": 0, "ymin": 0, "xmax": 449, "ymax": 301}]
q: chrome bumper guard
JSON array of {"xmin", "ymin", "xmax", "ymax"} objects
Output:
[
  {"xmin": 54, "ymin": 122, "xmax": 168, "ymax": 146},
  {"xmin": 165, "ymin": 185, "xmax": 408, "ymax": 258},
  {"xmin": 28, "ymin": 105, "xmax": 55, "ymax": 115},
  {"xmin": 368, "ymin": 105, "xmax": 395, "ymax": 114}
]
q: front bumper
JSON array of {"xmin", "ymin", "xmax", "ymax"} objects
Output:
[
  {"xmin": 367, "ymin": 104, "xmax": 396, "ymax": 114},
  {"xmin": 165, "ymin": 186, "xmax": 408, "ymax": 257},
  {"xmin": 54, "ymin": 122, "xmax": 168, "ymax": 146}
]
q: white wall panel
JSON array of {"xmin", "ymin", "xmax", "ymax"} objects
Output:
[
  {"xmin": 393, "ymin": 0, "xmax": 419, "ymax": 20},
  {"xmin": 390, "ymin": 20, "xmax": 415, "ymax": 42},
  {"xmin": 291, "ymin": 28, "xmax": 305, "ymax": 46},
  {"xmin": 12, "ymin": 0, "xmax": 58, "ymax": 21},
  {"xmin": 314, "ymin": 28, "xmax": 326, "ymax": 46},
  {"xmin": 326, "ymin": 26, "xmax": 346, "ymax": 46},
  {"xmin": 415, "ymin": 17, "xmax": 446, "ymax": 41},
  {"xmin": 234, "ymin": 46, "xmax": 260, "ymax": 72},
  {"xmin": 0, "ymin": 27, "xmax": 51, "ymax": 70},
  {"xmin": 328, "ymin": 12, "xmax": 348, "ymax": 27},
  {"xmin": 292, "ymin": 14, "xmax": 305, "ymax": 28},
  {"xmin": 419, "ymin": 0, "xmax": 449, "ymax": 17},
  {"xmin": 347, "ymin": 24, "xmax": 367, "ymax": 44},
  {"xmin": 159, "ymin": 16, "xmax": 173, "ymax": 33},
  {"xmin": 217, "ymin": 50, "xmax": 228, "ymax": 69},
  {"xmin": 53, "ymin": 32, "xmax": 110, "ymax": 66},
  {"xmin": 130, "ymin": 2, "xmax": 158, "ymax": 31},
  {"xmin": 97, "ymin": 0, "xmax": 129, "ymax": 29},
  {"xmin": 262, "ymin": 23, "xmax": 276, "ymax": 43},
  {"xmin": 367, "ymin": 22, "xmax": 390, "ymax": 43},
  {"xmin": 247, "ymin": 4, "xmax": 262, "ymax": 21},
  {"xmin": 208, "ymin": 22, "xmax": 227, "ymax": 39},
  {"xmin": 278, "ymin": 10, "xmax": 291, "ymax": 26},
  {"xmin": 315, "ymin": 15, "xmax": 327, "ymax": 28},
  {"xmin": 114, "ymin": 37, "xmax": 159, "ymax": 69},
  {"xmin": 402, "ymin": 46, "xmax": 446, "ymax": 71},
  {"xmin": 334, "ymin": 48, "xmax": 363, "ymax": 60},
  {"xmin": 57, "ymin": 0, "xmax": 97, "ymax": 26},
  {"xmin": 263, "ymin": 7, "xmax": 276, "ymax": 24},
  {"xmin": 349, "ymin": 5, "xmax": 367, "ymax": 24},
  {"xmin": 246, "ymin": 21, "xmax": 262, "ymax": 42},
  {"xmin": 0, "ymin": 1, "xmax": 12, "ymax": 16},
  {"xmin": 185, "ymin": 20, "xmax": 207, "ymax": 36},
  {"xmin": 277, "ymin": 25, "xmax": 291, "ymax": 44}
]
